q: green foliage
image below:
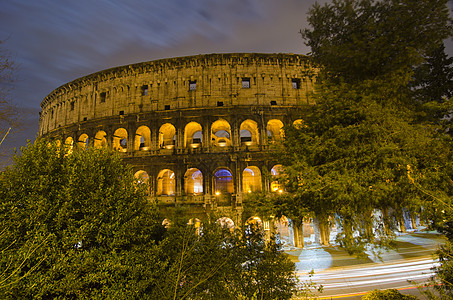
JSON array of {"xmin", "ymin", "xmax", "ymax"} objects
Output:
[
  {"xmin": 278, "ymin": 0, "xmax": 453, "ymax": 255},
  {"xmin": 0, "ymin": 138, "xmax": 163, "ymax": 298},
  {"xmin": 363, "ymin": 289, "xmax": 417, "ymax": 300},
  {"xmin": 0, "ymin": 139, "xmax": 304, "ymax": 299},
  {"xmin": 301, "ymin": 0, "xmax": 452, "ymax": 83},
  {"xmin": 150, "ymin": 218, "xmax": 301, "ymax": 300}
]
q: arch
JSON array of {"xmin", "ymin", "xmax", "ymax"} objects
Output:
[
  {"xmin": 94, "ymin": 130, "xmax": 107, "ymax": 148},
  {"xmin": 184, "ymin": 168, "xmax": 203, "ymax": 194},
  {"xmin": 134, "ymin": 170, "xmax": 150, "ymax": 194},
  {"xmin": 64, "ymin": 137, "xmax": 74, "ymax": 153},
  {"xmin": 157, "ymin": 169, "xmax": 175, "ymax": 196},
  {"xmin": 216, "ymin": 217, "xmax": 235, "ymax": 229},
  {"xmin": 134, "ymin": 170, "xmax": 149, "ymax": 184},
  {"xmin": 159, "ymin": 123, "xmax": 176, "ymax": 149},
  {"xmin": 211, "ymin": 119, "xmax": 232, "ymax": 147},
  {"xmin": 77, "ymin": 133, "xmax": 89, "ymax": 149},
  {"xmin": 245, "ymin": 216, "xmax": 263, "ymax": 235},
  {"xmin": 162, "ymin": 219, "xmax": 171, "ymax": 228},
  {"xmin": 213, "ymin": 168, "xmax": 233, "ymax": 194},
  {"xmin": 113, "ymin": 128, "xmax": 128, "ymax": 152},
  {"xmin": 242, "ymin": 166, "xmax": 262, "ymax": 193},
  {"xmin": 240, "ymin": 119, "xmax": 259, "ymax": 145},
  {"xmin": 267, "ymin": 119, "xmax": 284, "ymax": 142},
  {"xmin": 184, "ymin": 122, "xmax": 203, "ymax": 148},
  {"xmin": 271, "ymin": 164, "xmax": 284, "ymax": 193},
  {"xmin": 135, "ymin": 126, "xmax": 151, "ymax": 151},
  {"xmin": 293, "ymin": 119, "xmax": 305, "ymax": 129}
]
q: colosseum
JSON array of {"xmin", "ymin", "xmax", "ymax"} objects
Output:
[{"xmin": 39, "ymin": 53, "xmax": 319, "ymax": 247}]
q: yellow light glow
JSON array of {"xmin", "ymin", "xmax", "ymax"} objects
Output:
[
  {"xmin": 215, "ymin": 191, "xmax": 220, "ymax": 196},
  {"xmin": 278, "ymin": 189, "xmax": 283, "ymax": 193}
]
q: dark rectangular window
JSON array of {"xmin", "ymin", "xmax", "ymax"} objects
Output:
[
  {"xmin": 119, "ymin": 111, "xmax": 124, "ymax": 115},
  {"xmin": 270, "ymin": 100, "xmax": 277, "ymax": 105},
  {"xmin": 217, "ymin": 101, "xmax": 224, "ymax": 107},
  {"xmin": 70, "ymin": 101, "xmax": 75, "ymax": 111},
  {"xmin": 165, "ymin": 105, "xmax": 170, "ymax": 110},
  {"xmin": 141, "ymin": 85, "xmax": 148, "ymax": 96},
  {"xmin": 242, "ymin": 78, "xmax": 250, "ymax": 88},
  {"xmin": 100, "ymin": 92, "xmax": 106, "ymax": 102},
  {"xmin": 292, "ymin": 78, "xmax": 300, "ymax": 89},
  {"xmin": 189, "ymin": 80, "xmax": 196, "ymax": 91},
  {"xmin": 83, "ymin": 117, "xmax": 87, "ymax": 121}
]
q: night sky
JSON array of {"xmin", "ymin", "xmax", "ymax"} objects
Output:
[{"xmin": 0, "ymin": 0, "xmax": 452, "ymax": 164}]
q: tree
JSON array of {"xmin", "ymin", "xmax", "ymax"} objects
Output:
[
  {"xmin": 277, "ymin": 0, "xmax": 453, "ymax": 254},
  {"xmin": 0, "ymin": 139, "xmax": 304, "ymax": 299},
  {"xmin": 301, "ymin": 0, "xmax": 452, "ymax": 83},
  {"xmin": 149, "ymin": 218, "xmax": 301, "ymax": 300},
  {"xmin": 0, "ymin": 138, "xmax": 164, "ymax": 298}
]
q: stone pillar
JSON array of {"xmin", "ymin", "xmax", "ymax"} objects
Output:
[{"xmin": 293, "ymin": 221, "xmax": 304, "ymax": 248}]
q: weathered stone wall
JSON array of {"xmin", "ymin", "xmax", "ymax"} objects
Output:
[{"xmin": 39, "ymin": 53, "xmax": 317, "ymax": 227}]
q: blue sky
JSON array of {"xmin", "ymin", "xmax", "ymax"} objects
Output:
[{"xmin": 0, "ymin": 0, "xmax": 452, "ymax": 164}]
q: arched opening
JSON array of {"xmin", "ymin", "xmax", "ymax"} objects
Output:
[
  {"xmin": 188, "ymin": 218, "xmax": 202, "ymax": 235},
  {"xmin": 64, "ymin": 137, "xmax": 74, "ymax": 153},
  {"xmin": 216, "ymin": 217, "xmax": 235, "ymax": 230},
  {"xmin": 94, "ymin": 131, "xmax": 107, "ymax": 148},
  {"xmin": 213, "ymin": 168, "xmax": 233, "ymax": 194},
  {"xmin": 245, "ymin": 216, "xmax": 263, "ymax": 235},
  {"xmin": 159, "ymin": 123, "xmax": 176, "ymax": 149},
  {"xmin": 184, "ymin": 122, "xmax": 203, "ymax": 148},
  {"xmin": 157, "ymin": 169, "xmax": 175, "ymax": 196},
  {"xmin": 242, "ymin": 166, "xmax": 262, "ymax": 193},
  {"xmin": 113, "ymin": 128, "xmax": 128, "ymax": 152},
  {"xmin": 293, "ymin": 119, "xmax": 305, "ymax": 129},
  {"xmin": 184, "ymin": 168, "xmax": 203, "ymax": 194},
  {"xmin": 162, "ymin": 219, "xmax": 171, "ymax": 228},
  {"xmin": 134, "ymin": 170, "xmax": 149, "ymax": 184},
  {"xmin": 211, "ymin": 119, "xmax": 232, "ymax": 147},
  {"xmin": 240, "ymin": 119, "xmax": 259, "ymax": 145},
  {"xmin": 77, "ymin": 133, "xmax": 89, "ymax": 149},
  {"xmin": 271, "ymin": 164, "xmax": 284, "ymax": 193},
  {"xmin": 134, "ymin": 170, "xmax": 150, "ymax": 194},
  {"xmin": 135, "ymin": 126, "xmax": 151, "ymax": 151},
  {"xmin": 267, "ymin": 119, "xmax": 284, "ymax": 142}
]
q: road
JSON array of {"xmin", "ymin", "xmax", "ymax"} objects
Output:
[{"xmin": 287, "ymin": 231, "xmax": 445, "ymax": 299}]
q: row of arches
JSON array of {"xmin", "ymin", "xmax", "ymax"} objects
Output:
[
  {"xmin": 63, "ymin": 118, "xmax": 304, "ymax": 151},
  {"xmin": 134, "ymin": 165, "xmax": 284, "ymax": 196}
]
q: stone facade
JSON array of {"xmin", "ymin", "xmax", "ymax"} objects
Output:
[{"xmin": 39, "ymin": 53, "xmax": 317, "ymax": 234}]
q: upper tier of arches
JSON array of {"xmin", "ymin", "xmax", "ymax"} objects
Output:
[{"xmin": 39, "ymin": 53, "xmax": 316, "ymax": 136}]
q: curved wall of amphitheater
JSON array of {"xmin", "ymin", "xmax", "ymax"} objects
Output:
[{"xmin": 39, "ymin": 53, "xmax": 317, "ymax": 226}]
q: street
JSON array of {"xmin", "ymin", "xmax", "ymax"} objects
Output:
[{"xmin": 288, "ymin": 231, "xmax": 445, "ymax": 299}]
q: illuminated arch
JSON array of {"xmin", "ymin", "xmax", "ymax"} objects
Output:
[
  {"xmin": 267, "ymin": 119, "xmax": 284, "ymax": 142},
  {"xmin": 64, "ymin": 137, "xmax": 74, "ymax": 153},
  {"xmin": 135, "ymin": 126, "xmax": 151, "ymax": 151},
  {"xmin": 113, "ymin": 128, "xmax": 128, "ymax": 152},
  {"xmin": 184, "ymin": 168, "xmax": 203, "ymax": 194},
  {"xmin": 159, "ymin": 123, "xmax": 176, "ymax": 149},
  {"xmin": 240, "ymin": 119, "xmax": 259, "ymax": 145},
  {"xmin": 157, "ymin": 169, "xmax": 175, "ymax": 196},
  {"xmin": 293, "ymin": 119, "xmax": 305, "ymax": 129},
  {"xmin": 216, "ymin": 217, "xmax": 235, "ymax": 229},
  {"xmin": 184, "ymin": 122, "xmax": 203, "ymax": 148},
  {"xmin": 94, "ymin": 130, "xmax": 107, "ymax": 148},
  {"xmin": 213, "ymin": 168, "xmax": 233, "ymax": 194},
  {"xmin": 134, "ymin": 170, "xmax": 149, "ymax": 184},
  {"xmin": 211, "ymin": 119, "xmax": 232, "ymax": 147},
  {"xmin": 77, "ymin": 133, "xmax": 89, "ymax": 149},
  {"xmin": 245, "ymin": 216, "xmax": 263, "ymax": 234},
  {"xmin": 271, "ymin": 164, "xmax": 284, "ymax": 193},
  {"xmin": 242, "ymin": 166, "xmax": 262, "ymax": 193}
]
